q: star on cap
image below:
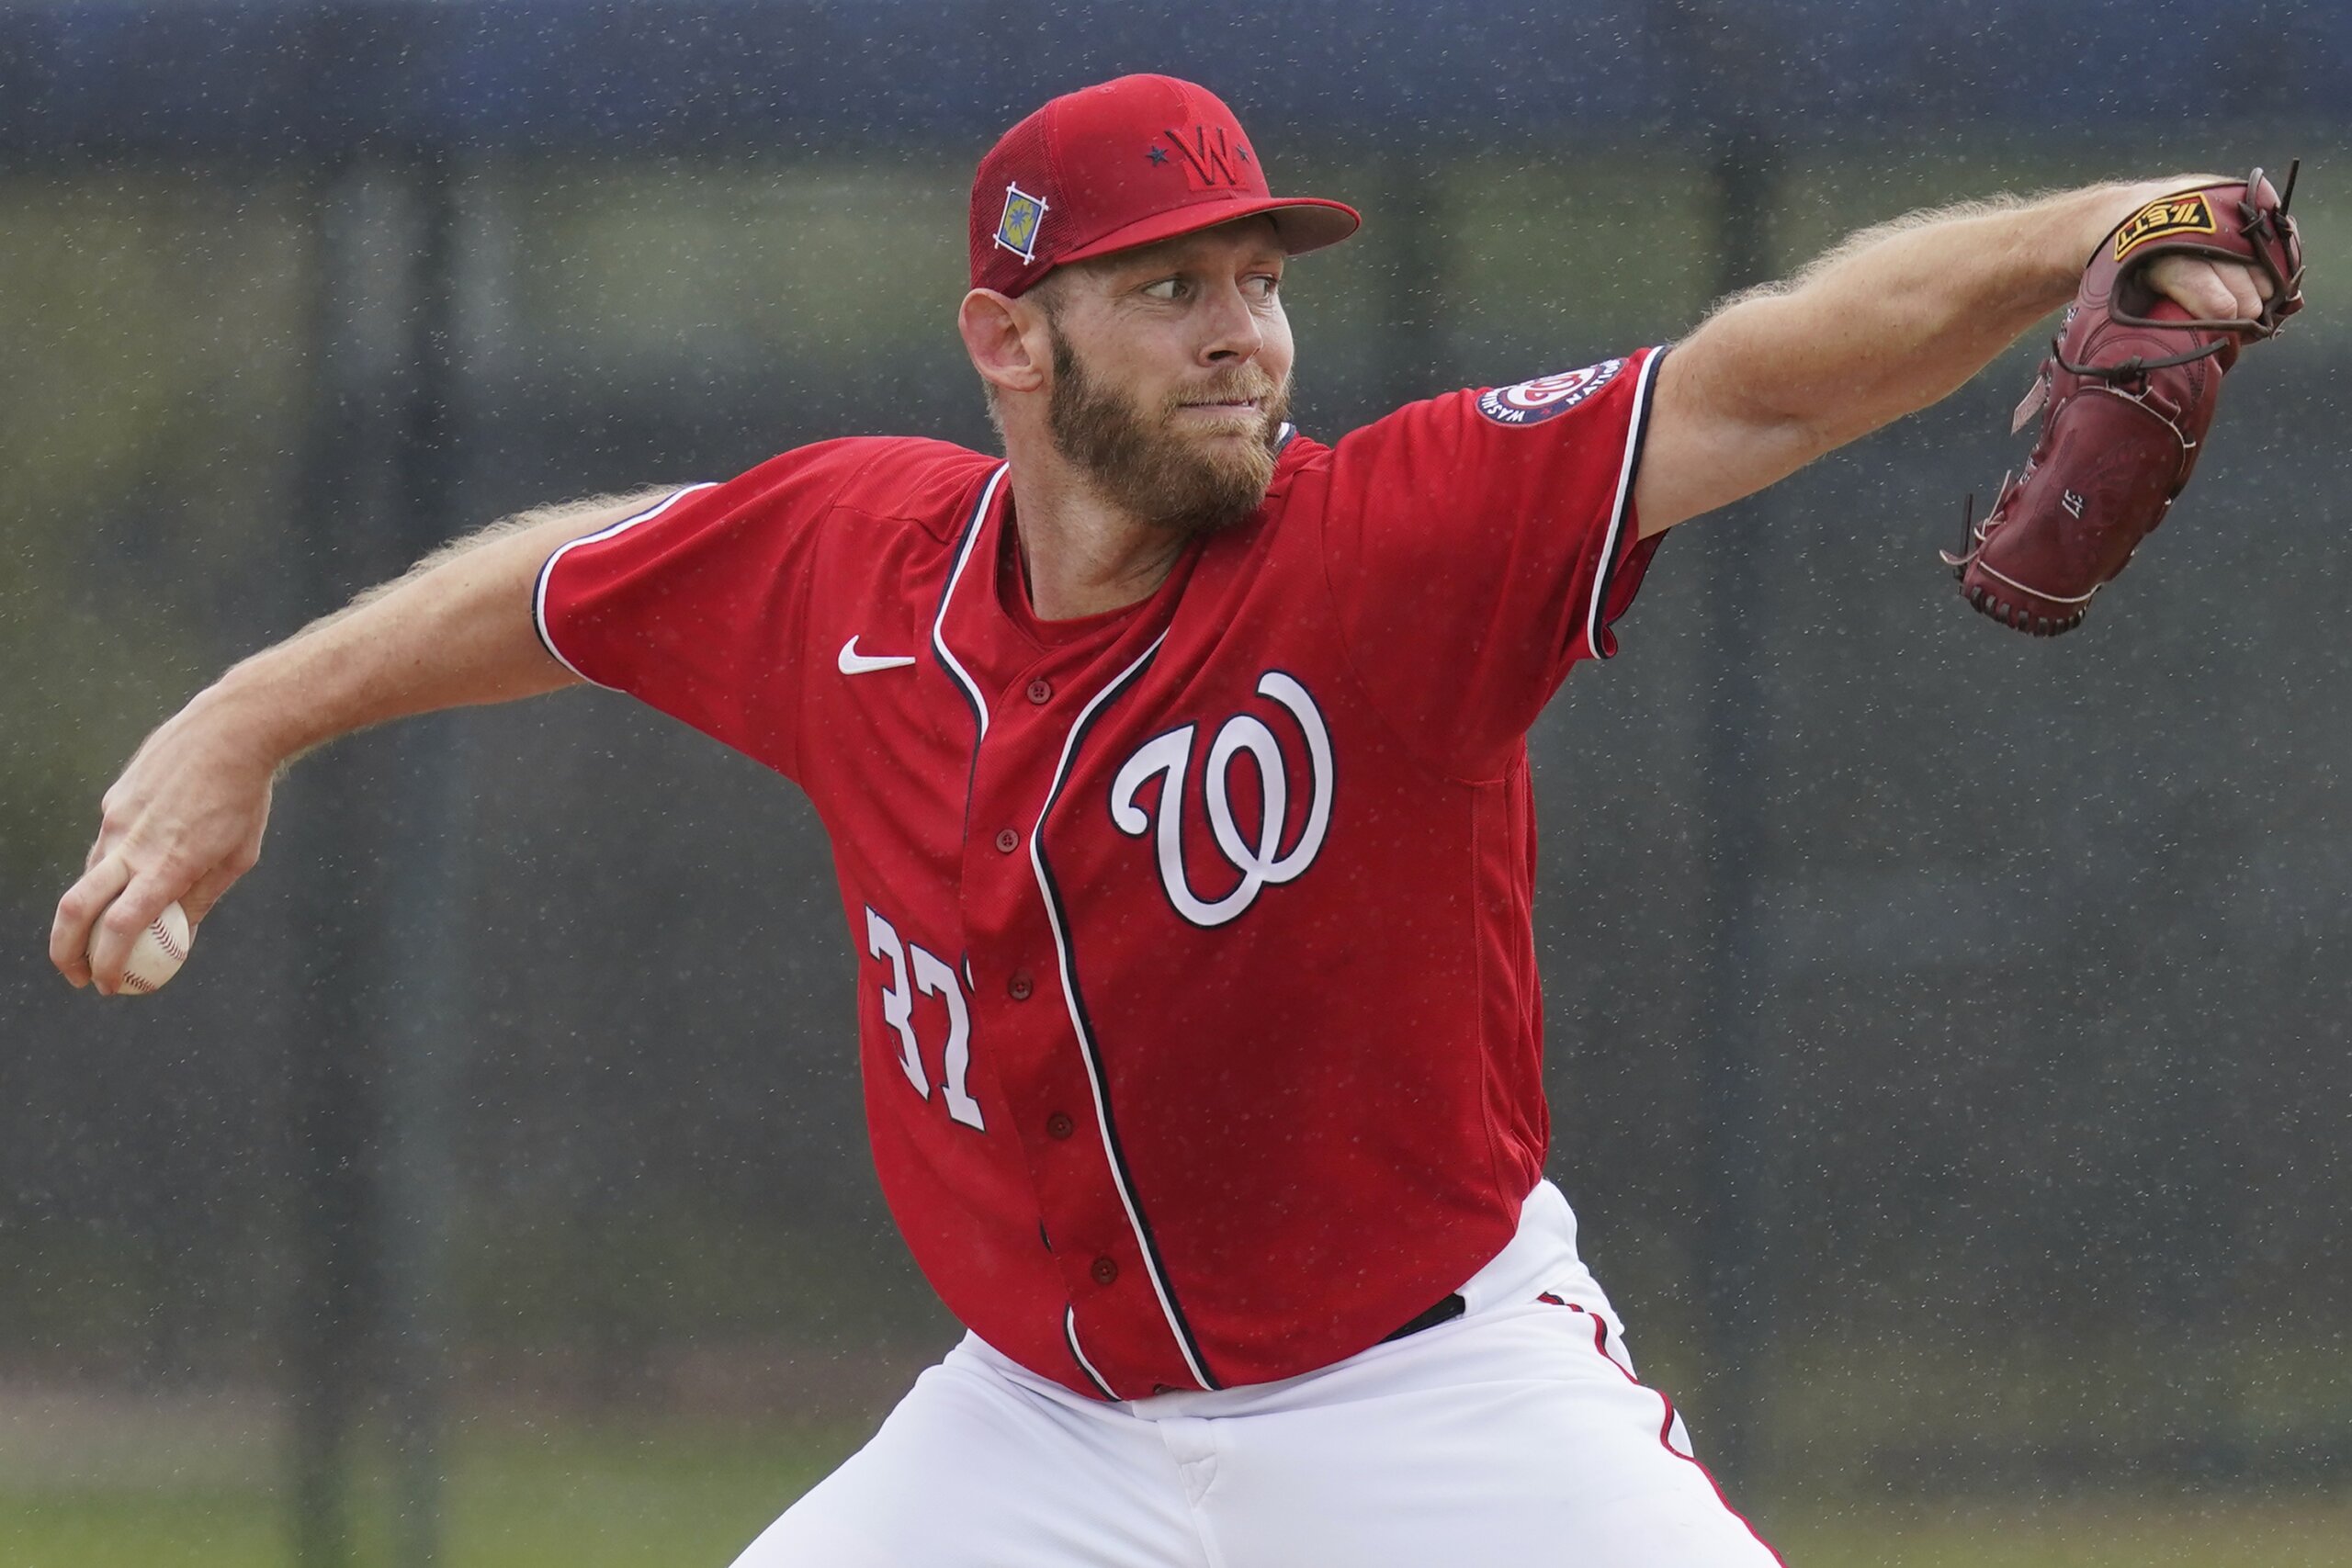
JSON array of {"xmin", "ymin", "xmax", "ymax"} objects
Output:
[{"xmin": 1147, "ymin": 145, "xmax": 1169, "ymax": 165}]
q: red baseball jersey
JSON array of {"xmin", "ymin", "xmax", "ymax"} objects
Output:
[{"xmin": 536, "ymin": 346, "xmax": 1667, "ymax": 1400}]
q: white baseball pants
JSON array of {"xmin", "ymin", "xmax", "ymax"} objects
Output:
[{"xmin": 729, "ymin": 1182, "xmax": 1783, "ymax": 1567}]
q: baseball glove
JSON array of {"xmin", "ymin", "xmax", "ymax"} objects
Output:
[{"xmin": 1945, "ymin": 164, "xmax": 2305, "ymax": 635}]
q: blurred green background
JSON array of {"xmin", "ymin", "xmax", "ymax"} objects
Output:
[{"xmin": 6, "ymin": 2, "xmax": 2350, "ymax": 1563}]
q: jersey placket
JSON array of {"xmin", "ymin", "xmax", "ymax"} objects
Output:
[{"xmin": 936, "ymin": 479, "xmax": 1212, "ymax": 1401}]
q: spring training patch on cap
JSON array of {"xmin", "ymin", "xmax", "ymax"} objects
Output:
[
  {"xmin": 1476, "ymin": 359, "xmax": 1625, "ymax": 425},
  {"xmin": 994, "ymin": 183, "xmax": 1049, "ymax": 265}
]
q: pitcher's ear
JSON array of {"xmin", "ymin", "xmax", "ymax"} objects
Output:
[{"xmin": 960, "ymin": 288, "xmax": 1049, "ymax": 397}]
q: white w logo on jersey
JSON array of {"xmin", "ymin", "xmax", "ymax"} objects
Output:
[{"xmin": 1109, "ymin": 671, "xmax": 1334, "ymax": 928}]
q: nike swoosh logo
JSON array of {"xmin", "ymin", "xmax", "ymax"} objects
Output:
[{"xmin": 838, "ymin": 637, "xmax": 918, "ymax": 675}]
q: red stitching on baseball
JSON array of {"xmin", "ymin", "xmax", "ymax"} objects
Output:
[{"xmin": 149, "ymin": 916, "xmax": 187, "ymax": 964}]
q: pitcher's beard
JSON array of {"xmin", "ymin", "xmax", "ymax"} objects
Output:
[{"xmin": 1047, "ymin": 327, "xmax": 1292, "ymax": 537}]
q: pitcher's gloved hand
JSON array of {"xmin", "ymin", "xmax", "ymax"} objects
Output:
[{"xmin": 1944, "ymin": 165, "xmax": 2305, "ymax": 636}]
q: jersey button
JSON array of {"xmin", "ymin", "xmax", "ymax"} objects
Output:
[
  {"xmin": 1090, "ymin": 1256, "xmax": 1119, "ymax": 1287},
  {"xmin": 994, "ymin": 828, "xmax": 1020, "ymax": 853},
  {"xmin": 1009, "ymin": 969, "xmax": 1035, "ymax": 1001},
  {"xmin": 1025, "ymin": 678, "xmax": 1052, "ymax": 705},
  {"xmin": 1046, "ymin": 1111, "xmax": 1074, "ymax": 1140}
]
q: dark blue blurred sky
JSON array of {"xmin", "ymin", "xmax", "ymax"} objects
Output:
[{"xmin": 2, "ymin": 0, "xmax": 2341, "ymax": 162}]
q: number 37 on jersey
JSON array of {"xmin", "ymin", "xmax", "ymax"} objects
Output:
[{"xmin": 863, "ymin": 906, "xmax": 984, "ymax": 1131}]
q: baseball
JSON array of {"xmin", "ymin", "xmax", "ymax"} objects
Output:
[{"xmin": 109, "ymin": 900, "xmax": 193, "ymax": 995}]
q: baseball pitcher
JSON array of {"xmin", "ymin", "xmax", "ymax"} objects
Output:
[{"xmin": 51, "ymin": 73, "xmax": 2298, "ymax": 1565}]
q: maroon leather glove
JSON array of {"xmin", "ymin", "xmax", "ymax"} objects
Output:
[{"xmin": 1946, "ymin": 166, "xmax": 2305, "ymax": 635}]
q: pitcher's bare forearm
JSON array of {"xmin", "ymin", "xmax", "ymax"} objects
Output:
[
  {"xmin": 52, "ymin": 487, "xmax": 673, "ymax": 992},
  {"xmin": 1634, "ymin": 176, "xmax": 2265, "ymax": 534},
  {"xmin": 252, "ymin": 487, "xmax": 673, "ymax": 760},
  {"xmin": 1688, "ymin": 182, "xmax": 2185, "ymax": 449}
]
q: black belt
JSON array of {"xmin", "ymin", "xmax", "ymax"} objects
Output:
[{"xmin": 1380, "ymin": 1292, "xmax": 1465, "ymax": 1343}]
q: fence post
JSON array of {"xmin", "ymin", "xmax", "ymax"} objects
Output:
[
  {"xmin": 283, "ymin": 146, "xmax": 468, "ymax": 1568},
  {"xmin": 376, "ymin": 144, "xmax": 467, "ymax": 1568}
]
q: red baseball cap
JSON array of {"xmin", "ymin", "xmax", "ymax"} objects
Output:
[{"xmin": 968, "ymin": 74, "xmax": 1361, "ymax": 298}]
